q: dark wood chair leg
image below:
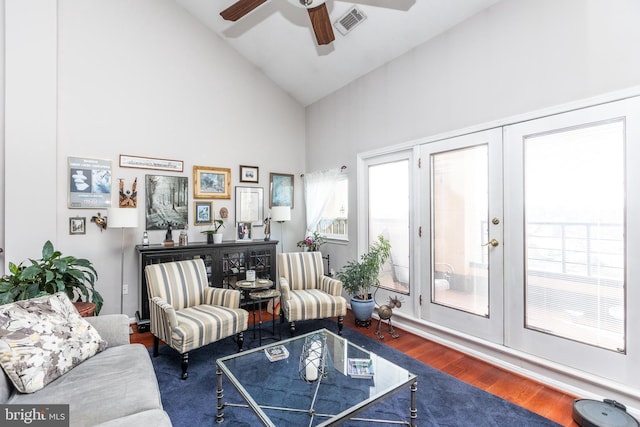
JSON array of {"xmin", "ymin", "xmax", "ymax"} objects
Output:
[
  {"xmin": 181, "ymin": 352, "xmax": 189, "ymax": 380},
  {"xmin": 153, "ymin": 336, "xmax": 159, "ymax": 357},
  {"xmin": 237, "ymin": 331, "xmax": 244, "ymax": 352},
  {"xmin": 289, "ymin": 321, "xmax": 296, "ymax": 337},
  {"xmin": 338, "ymin": 315, "xmax": 344, "ymax": 335}
]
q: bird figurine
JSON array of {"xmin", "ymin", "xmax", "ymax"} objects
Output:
[{"xmin": 91, "ymin": 213, "xmax": 107, "ymax": 231}]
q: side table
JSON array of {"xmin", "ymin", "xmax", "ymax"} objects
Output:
[
  {"xmin": 234, "ymin": 279, "xmax": 273, "ymax": 306},
  {"xmin": 73, "ymin": 301, "xmax": 96, "ymax": 317},
  {"xmin": 248, "ymin": 289, "xmax": 281, "ymax": 347}
]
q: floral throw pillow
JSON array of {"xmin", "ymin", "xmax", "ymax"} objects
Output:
[{"xmin": 0, "ymin": 292, "xmax": 107, "ymax": 393}]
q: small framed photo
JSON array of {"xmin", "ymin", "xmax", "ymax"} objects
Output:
[
  {"xmin": 193, "ymin": 166, "xmax": 231, "ymax": 199},
  {"xmin": 236, "ymin": 222, "xmax": 252, "ymax": 241},
  {"xmin": 269, "ymin": 172, "xmax": 294, "ymax": 208},
  {"xmin": 239, "ymin": 165, "xmax": 259, "ymax": 183},
  {"xmin": 69, "ymin": 217, "xmax": 86, "ymax": 235},
  {"xmin": 194, "ymin": 201, "xmax": 212, "ymax": 225}
]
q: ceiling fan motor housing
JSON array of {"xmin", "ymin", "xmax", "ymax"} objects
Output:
[{"xmin": 290, "ymin": 0, "xmax": 326, "ymax": 8}]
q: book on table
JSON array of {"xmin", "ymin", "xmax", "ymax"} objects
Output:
[
  {"xmin": 347, "ymin": 358, "xmax": 374, "ymax": 378},
  {"xmin": 265, "ymin": 345, "xmax": 289, "ymax": 362}
]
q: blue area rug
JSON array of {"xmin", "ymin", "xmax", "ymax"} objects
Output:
[{"xmin": 150, "ymin": 319, "xmax": 560, "ymax": 426}]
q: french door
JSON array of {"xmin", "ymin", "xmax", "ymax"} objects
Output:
[
  {"xmin": 416, "ymin": 97, "xmax": 640, "ymax": 383},
  {"xmin": 420, "ymin": 128, "xmax": 504, "ymax": 343}
]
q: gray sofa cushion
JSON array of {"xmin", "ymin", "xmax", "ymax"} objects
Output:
[
  {"xmin": 7, "ymin": 344, "xmax": 165, "ymax": 426},
  {"xmin": 85, "ymin": 314, "xmax": 130, "ymax": 348}
]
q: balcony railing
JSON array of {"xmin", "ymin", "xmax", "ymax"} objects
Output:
[{"xmin": 526, "ymin": 221, "xmax": 624, "ymax": 285}]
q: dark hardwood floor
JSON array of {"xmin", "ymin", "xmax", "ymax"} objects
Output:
[{"xmin": 131, "ymin": 310, "xmax": 578, "ymax": 426}]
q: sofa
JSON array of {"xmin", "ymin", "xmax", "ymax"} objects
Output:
[{"xmin": 0, "ymin": 293, "xmax": 172, "ymax": 427}]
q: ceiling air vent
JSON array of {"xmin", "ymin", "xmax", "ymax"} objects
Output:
[{"xmin": 334, "ymin": 6, "xmax": 367, "ymax": 36}]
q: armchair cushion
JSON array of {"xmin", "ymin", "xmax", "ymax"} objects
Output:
[
  {"xmin": 173, "ymin": 305, "xmax": 246, "ymax": 353},
  {"xmin": 285, "ymin": 288, "xmax": 347, "ymax": 323},
  {"xmin": 145, "ymin": 259, "xmax": 208, "ymax": 310}
]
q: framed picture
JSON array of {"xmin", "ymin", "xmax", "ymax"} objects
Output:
[
  {"xmin": 68, "ymin": 156, "xmax": 112, "ymax": 208},
  {"xmin": 145, "ymin": 175, "xmax": 189, "ymax": 230},
  {"xmin": 269, "ymin": 172, "xmax": 294, "ymax": 208},
  {"xmin": 194, "ymin": 201, "xmax": 212, "ymax": 225},
  {"xmin": 193, "ymin": 166, "xmax": 231, "ymax": 199},
  {"xmin": 119, "ymin": 154, "xmax": 183, "ymax": 172},
  {"xmin": 236, "ymin": 222, "xmax": 252, "ymax": 241},
  {"xmin": 239, "ymin": 165, "xmax": 259, "ymax": 183},
  {"xmin": 69, "ymin": 217, "xmax": 86, "ymax": 235},
  {"xmin": 235, "ymin": 186, "xmax": 264, "ymax": 227}
]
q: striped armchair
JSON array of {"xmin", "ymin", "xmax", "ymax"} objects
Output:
[
  {"xmin": 144, "ymin": 258, "xmax": 248, "ymax": 379},
  {"xmin": 277, "ymin": 252, "xmax": 347, "ymax": 336}
]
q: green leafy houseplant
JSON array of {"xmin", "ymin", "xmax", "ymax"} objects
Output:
[
  {"xmin": 337, "ymin": 235, "xmax": 391, "ymax": 300},
  {"xmin": 0, "ymin": 241, "xmax": 103, "ymax": 314}
]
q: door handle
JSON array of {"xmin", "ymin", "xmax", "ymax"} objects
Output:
[{"xmin": 482, "ymin": 239, "xmax": 499, "ymax": 247}]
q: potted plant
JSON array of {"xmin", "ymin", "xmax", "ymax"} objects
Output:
[
  {"xmin": 0, "ymin": 240, "xmax": 103, "ymax": 314},
  {"xmin": 337, "ymin": 235, "xmax": 391, "ymax": 325},
  {"xmin": 296, "ymin": 231, "xmax": 325, "ymax": 251},
  {"xmin": 201, "ymin": 219, "xmax": 225, "ymax": 244}
]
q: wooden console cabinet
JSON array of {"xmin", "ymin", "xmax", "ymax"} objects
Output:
[{"xmin": 136, "ymin": 240, "xmax": 278, "ymax": 323}]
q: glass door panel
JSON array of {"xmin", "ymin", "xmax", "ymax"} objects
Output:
[
  {"xmin": 524, "ymin": 120, "xmax": 625, "ymax": 352},
  {"xmin": 432, "ymin": 145, "xmax": 489, "ymax": 316},
  {"xmin": 368, "ymin": 158, "xmax": 410, "ymax": 294}
]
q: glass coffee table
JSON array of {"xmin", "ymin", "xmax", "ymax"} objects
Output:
[{"xmin": 216, "ymin": 328, "xmax": 417, "ymax": 426}]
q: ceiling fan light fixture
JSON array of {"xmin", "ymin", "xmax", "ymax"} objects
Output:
[{"xmin": 288, "ymin": 0, "xmax": 326, "ymax": 9}]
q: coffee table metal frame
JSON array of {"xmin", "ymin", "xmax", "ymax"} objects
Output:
[{"xmin": 216, "ymin": 328, "xmax": 417, "ymax": 426}]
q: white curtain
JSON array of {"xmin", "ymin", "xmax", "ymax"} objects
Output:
[{"xmin": 303, "ymin": 168, "xmax": 342, "ymax": 234}]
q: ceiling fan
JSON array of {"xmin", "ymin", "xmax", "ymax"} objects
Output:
[{"xmin": 220, "ymin": 0, "xmax": 336, "ymax": 46}]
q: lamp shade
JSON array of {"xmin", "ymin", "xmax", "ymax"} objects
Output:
[
  {"xmin": 271, "ymin": 206, "xmax": 291, "ymax": 222},
  {"xmin": 107, "ymin": 208, "xmax": 139, "ymax": 228}
]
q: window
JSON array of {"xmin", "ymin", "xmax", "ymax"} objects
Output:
[
  {"xmin": 366, "ymin": 154, "xmax": 411, "ymax": 294},
  {"xmin": 303, "ymin": 168, "xmax": 348, "ymax": 240}
]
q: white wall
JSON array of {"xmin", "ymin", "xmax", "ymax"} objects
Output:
[
  {"xmin": 307, "ymin": 0, "xmax": 640, "ymax": 275},
  {"xmin": 3, "ymin": 0, "xmax": 306, "ymax": 316}
]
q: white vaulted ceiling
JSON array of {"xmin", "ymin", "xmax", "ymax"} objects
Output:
[{"xmin": 174, "ymin": 0, "xmax": 501, "ymax": 106}]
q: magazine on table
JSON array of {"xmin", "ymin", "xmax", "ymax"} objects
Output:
[
  {"xmin": 265, "ymin": 345, "xmax": 289, "ymax": 362},
  {"xmin": 347, "ymin": 358, "xmax": 374, "ymax": 378}
]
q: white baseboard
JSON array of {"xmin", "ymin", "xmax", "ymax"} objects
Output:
[{"xmin": 381, "ymin": 311, "xmax": 640, "ymax": 420}]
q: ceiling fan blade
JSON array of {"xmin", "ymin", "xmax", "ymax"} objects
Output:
[
  {"xmin": 220, "ymin": 0, "xmax": 268, "ymax": 22},
  {"xmin": 307, "ymin": 3, "xmax": 335, "ymax": 45}
]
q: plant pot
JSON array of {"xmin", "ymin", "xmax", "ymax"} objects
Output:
[
  {"xmin": 350, "ymin": 295, "xmax": 375, "ymax": 327},
  {"xmin": 213, "ymin": 233, "xmax": 223, "ymax": 244},
  {"xmin": 206, "ymin": 234, "xmax": 214, "ymax": 244}
]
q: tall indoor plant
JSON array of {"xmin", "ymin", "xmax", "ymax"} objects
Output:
[
  {"xmin": 0, "ymin": 240, "xmax": 103, "ymax": 314},
  {"xmin": 337, "ymin": 235, "xmax": 391, "ymax": 325}
]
